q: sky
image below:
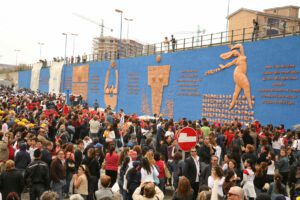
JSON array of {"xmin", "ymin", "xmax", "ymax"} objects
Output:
[{"xmin": 0, "ymin": 0, "xmax": 299, "ymax": 65}]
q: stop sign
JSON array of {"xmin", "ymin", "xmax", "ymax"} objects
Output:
[{"xmin": 177, "ymin": 127, "xmax": 197, "ymax": 151}]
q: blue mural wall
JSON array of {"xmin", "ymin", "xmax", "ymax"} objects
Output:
[
  {"xmin": 20, "ymin": 36, "xmax": 300, "ymax": 128},
  {"xmin": 18, "ymin": 70, "xmax": 31, "ymax": 89},
  {"xmin": 39, "ymin": 68, "xmax": 49, "ymax": 93}
]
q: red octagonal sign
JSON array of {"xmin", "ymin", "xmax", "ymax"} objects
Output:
[{"xmin": 177, "ymin": 127, "xmax": 197, "ymax": 152}]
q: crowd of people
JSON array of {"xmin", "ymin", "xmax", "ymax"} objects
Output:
[{"xmin": 0, "ymin": 85, "xmax": 299, "ymax": 200}]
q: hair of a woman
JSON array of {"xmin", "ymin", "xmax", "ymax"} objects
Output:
[
  {"xmin": 177, "ymin": 176, "xmax": 192, "ymax": 198},
  {"xmin": 246, "ymin": 144, "xmax": 255, "ymax": 153},
  {"xmin": 145, "ymin": 151, "xmax": 155, "ymax": 165},
  {"xmin": 173, "ymin": 152, "xmax": 183, "ymax": 162},
  {"xmin": 118, "ymin": 147, "xmax": 129, "ymax": 165},
  {"xmin": 5, "ymin": 160, "xmax": 15, "ymax": 171},
  {"xmin": 121, "ymin": 156, "xmax": 130, "ymax": 170},
  {"xmin": 213, "ymin": 165, "xmax": 224, "ymax": 178},
  {"xmin": 109, "ymin": 144, "xmax": 115, "ymax": 156},
  {"xmin": 225, "ymin": 169, "xmax": 235, "ymax": 182},
  {"xmin": 79, "ymin": 164, "xmax": 90, "ymax": 178},
  {"xmin": 274, "ymin": 173, "xmax": 285, "ymax": 194},
  {"xmin": 141, "ymin": 157, "xmax": 152, "ymax": 174}
]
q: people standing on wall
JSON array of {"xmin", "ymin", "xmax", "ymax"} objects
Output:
[
  {"xmin": 252, "ymin": 19, "xmax": 259, "ymax": 41},
  {"xmin": 71, "ymin": 56, "xmax": 74, "ymax": 64},
  {"xmin": 163, "ymin": 37, "xmax": 169, "ymax": 53},
  {"xmin": 77, "ymin": 55, "xmax": 81, "ymax": 63},
  {"xmin": 170, "ymin": 35, "xmax": 177, "ymax": 52},
  {"xmin": 93, "ymin": 99, "xmax": 99, "ymax": 111},
  {"xmin": 82, "ymin": 53, "xmax": 87, "ymax": 63}
]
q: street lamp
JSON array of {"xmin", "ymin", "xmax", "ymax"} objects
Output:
[
  {"xmin": 115, "ymin": 9, "xmax": 123, "ymax": 59},
  {"xmin": 62, "ymin": 33, "xmax": 68, "ymax": 63},
  {"xmin": 226, "ymin": 0, "xmax": 231, "ymax": 40},
  {"xmin": 14, "ymin": 49, "xmax": 20, "ymax": 66},
  {"xmin": 124, "ymin": 18, "xmax": 133, "ymax": 57},
  {"xmin": 38, "ymin": 42, "xmax": 44, "ymax": 60},
  {"xmin": 71, "ymin": 33, "xmax": 79, "ymax": 57}
]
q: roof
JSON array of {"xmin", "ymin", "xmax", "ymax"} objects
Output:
[
  {"xmin": 264, "ymin": 5, "xmax": 300, "ymax": 11},
  {"xmin": 228, "ymin": 7, "xmax": 300, "ymax": 21}
]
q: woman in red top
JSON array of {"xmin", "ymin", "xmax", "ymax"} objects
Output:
[
  {"xmin": 154, "ymin": 152, "xmax": 166, "ymax": 194},
  {"xmin": 105, "ymin": 144, "xmax": 119, "ymax": 187}
]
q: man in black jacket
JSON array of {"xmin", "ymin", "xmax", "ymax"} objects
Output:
[
  {"xmin": 183, "ymin": 147, "xmax": 200, "ymax": 200},
  {"xmin": 24, "ymin": 149, "xmax": 50, "ymax": 200},
  {"xmin": 200, "ymin": 155, "xmax": 219, "ymax": 186}
]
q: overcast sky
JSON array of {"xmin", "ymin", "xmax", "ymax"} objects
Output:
[{"xmin": 0, "ymin": 0, "xmax": 299, "ymax": 65}]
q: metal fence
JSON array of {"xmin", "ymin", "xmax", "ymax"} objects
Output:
[{"xmin": 11, "ymin": 23, "xmax": 300, "ymax": 72}]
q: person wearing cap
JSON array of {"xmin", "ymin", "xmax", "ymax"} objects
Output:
[{"xmin": 24, "ymin": 149, "xmax": 50, "ymax": 200}]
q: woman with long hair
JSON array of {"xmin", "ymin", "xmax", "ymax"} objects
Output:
[
  {"xmin": 171, "ymin": 152, "xmax": 185, "ymax": 189},
  {"xmin": 72, "ymin": 165, "xmax": 89, "ymax": 200},
  {"xmin": 275, "ymin": 148, "xmax": 289, "ymax": 185},
  {"xmin": 118, "ymin": 147, "xmax": 129, "ymax": 166},
  {"xmin": 241, "ymin": 159, "xmax": 256, "ymax": 200},
  {"xmin": 267, "ymin": 173, "xmax": 287, "ymax": 200},
  {"xmin": 272, "ymin": 132, "xmax": 281, "ymax": 155},
  {"xmin": 254, "ymin": 163, "xmax": 267, "ymax": 195},
  {"xmin": 145, "ymin": 151, "xmax": 156, "ymax": 166},
  {"xmin": 172, "ymin": 176, "xmax": 194, "ymax": 200},
  {"xmin": 82, "ymin": 148, "xmax": 100, "ymax": 179},
  {"xmin": 223, "ymin": 169, "xmax": 236, "ymax": 196},
  {"xmin": 104, "ymin": 144, "xmax": 119, "ymax": 187},
  {"xmin": 266, "ymin": 152, "xmax": 276, "ymax": 183},
  {"xmin": 140, "ymin": 157, "xmax": 159, "ymax": 184},
  {"xmin": 208, "ymin": 166, "xmax": 225, "ymax": 199}
]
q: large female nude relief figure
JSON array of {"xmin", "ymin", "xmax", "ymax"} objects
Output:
[{"xmin": 219, "ymin": 44, "xmax": 253, "ymax": 110}]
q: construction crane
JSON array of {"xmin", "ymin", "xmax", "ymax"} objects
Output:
[{"xmin": 72, "ymin": 12, "xmax": 113, "ymax": 37}]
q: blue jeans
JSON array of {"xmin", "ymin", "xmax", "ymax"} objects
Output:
[{"xmin": 51, "ymin": 180, "xmax": 66, "ymax": 200}]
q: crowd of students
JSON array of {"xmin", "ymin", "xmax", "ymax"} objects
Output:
[{"xmin": 0, "ymin": 85, "xmax": 299, "ymax": 200}]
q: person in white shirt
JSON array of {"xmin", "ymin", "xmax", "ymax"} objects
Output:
[
  {"xmin": 89, "ymin": 116, "xmax": 100, "ymax": 140},
  {"xmin": 1, "ymin": 120, "xmax": 8, "ymax": 134},
  {"xmin": 140, "ymin": 157, "xmax": 159, "ymax": 183},
  {"xmin": 208, "ymin": 166, "xmax": 225, "ymax": 199}
]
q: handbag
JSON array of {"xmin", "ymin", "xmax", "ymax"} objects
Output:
[{"xmin": 164, "ymin": 164, "xmax": 171, "ymax": 179}]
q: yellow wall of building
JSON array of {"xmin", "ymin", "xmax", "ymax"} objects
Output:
[{"xmin": 228, "ymin": 10, "xmax": 257, "ymax": 41}]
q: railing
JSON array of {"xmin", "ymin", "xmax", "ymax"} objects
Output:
[
  {"xmin": 3, "ymin": 23, "xmax": 300, "ymax": 73},
  {"xmin": 80, "ymin": 23, "xmax": 300, "ymax": 62}
]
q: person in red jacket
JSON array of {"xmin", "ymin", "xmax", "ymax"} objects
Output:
[{"xmin": 105, "ymin": 144, "xmax": 119, "ymax": 187}]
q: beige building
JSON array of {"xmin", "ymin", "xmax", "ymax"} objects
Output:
[
  {"xmin": 92, "ymin": 36, "xmax": 143, "ymax": 60},
  {"xmin": 228, "ymin": 5, "xmax": 300, "ymax": 41}
]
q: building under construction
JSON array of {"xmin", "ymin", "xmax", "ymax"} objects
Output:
[{"xmin": 92, "ymin": 36, "xmax": 144, "ymax": 60}]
